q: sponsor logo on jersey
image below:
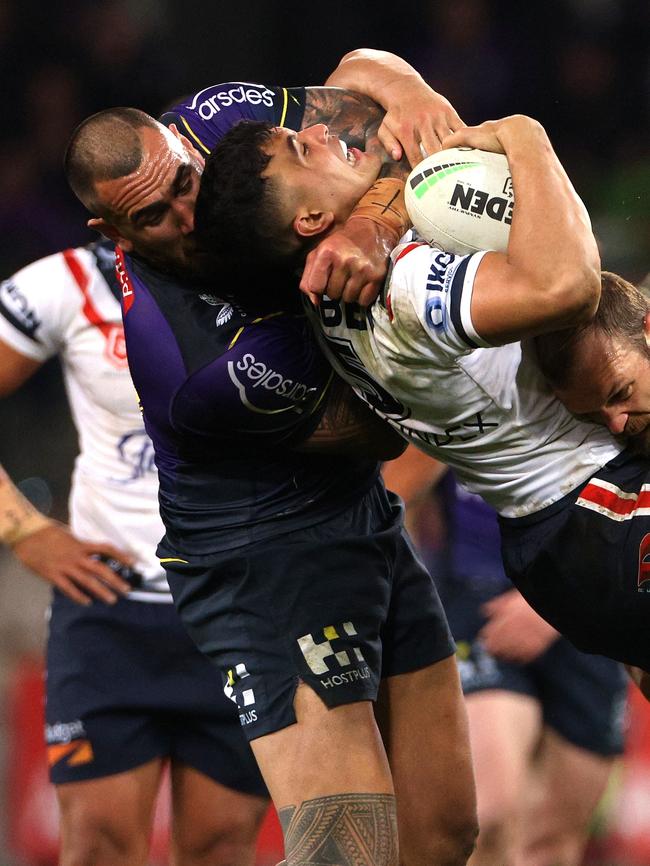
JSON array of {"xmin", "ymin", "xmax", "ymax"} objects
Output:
[
  {"xmin": 112, "ymin": 429, "xmax": 156, "ymax": 482},
  {"xmin": 224, "ymin": 663, "xmax": 258, "ymax": 726},
  {"xmin": 228, "ymin": 353, "xmax": 317, "ymax": 411},
  {"xmin": 190, "ymin": 84, "xmax": 275, "ymax": 120},
  {"xmin": 638, "ymin": 532, "xmax": 650, "ymax": 591},
  {"xmin": 0, "ymin": 279, "xmax": 41, "ymax": 340},
  {"xmin": 216, "ymin": 304, "xmax": 234, "ymax": 326},
  {"xmin": 449, "ymin": 183, "xmax": 514, "ymax": 225},
  {"xmin": 115, "ymin": 246, "xmax": 135, "ymax": 314},
  {"xmin": 105, "ymin": 323, "xmax": 129, "ymax": 368},
  {"xmin": 297, "ymin": 622, "xmax": 371, "ymax": 690}
]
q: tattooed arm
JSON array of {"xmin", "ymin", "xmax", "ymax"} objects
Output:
[
  {"xmin": 295, "ymin": 376, "xmax": 406, "ymax": 460},
  {"xmin": 298, "ymin": 87, "xmax": 410, "ymax": 306},
  {"xmin": 325, "ymin": 48, "xmax": 465, "ymax": 167}
]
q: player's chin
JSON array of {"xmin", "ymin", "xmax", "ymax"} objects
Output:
[{"xmin": 625, "ymin": 424, "xmax": 650, "ymax": 455}]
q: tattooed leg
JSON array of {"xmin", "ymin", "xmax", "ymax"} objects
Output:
[{"xmin": 279, "ymin": 793, "xmax": 398, "ymax": 866}]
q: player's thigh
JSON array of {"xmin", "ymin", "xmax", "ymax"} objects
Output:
[
  {"xmin": 252, "ymin": 686, "xmax": 397, "ymax": 866},
  {"xmin": 252, "ymin": 684, "xmax": 392, "ymax": 805},
  {"xmin": 169, "ymin": 762, "xmax": 268, "ymax": 862},
  {"xmin": 56, "ymin": 758, "xmax": 164, "ymax": 848},
  {"xmin": 466, "ymin": 689, "xmax": 541, "ymax": 824},
  {"xmin": 376, "ymin": 655, "xmax": 477, "ymax": 842},
  {"xmin": 524, "ymin": 727, "xmax": 617, "ymax": 834}
]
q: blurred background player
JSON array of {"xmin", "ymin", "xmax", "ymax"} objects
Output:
[
  {"xmin": 0, "ymin": 240, "xmax": 269, "ymax": 866},
  {"xmin": 383, "ymin": 448, "xmax": 627, "ymax": 866}
]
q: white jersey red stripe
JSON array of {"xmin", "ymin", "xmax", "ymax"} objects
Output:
[
  {"xmin": 577, "ymin": 478, "xmax": 650, "ymax": 521},
  {"xmin": 0, "ymin": 244, "xmax": 169, "ymax": 599},
  {"xmin": 307, "ymin": 232, "xmax": 623, "ymax": 518}
]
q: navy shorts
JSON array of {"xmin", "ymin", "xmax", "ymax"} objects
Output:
[
  {"xmin": 443, "ymin": 576, "xmax": 627, "ymax": 756},
  {"xmin": 500, "ymin": 450, "xmax": 650, "ymax": 671},
  {"xmin": 45, "ymin": 591, "xmax": 267, "ymax": 795},
  {"xmin": 164, "ymin": 482, "xmax": 455, "ymax": 741}
]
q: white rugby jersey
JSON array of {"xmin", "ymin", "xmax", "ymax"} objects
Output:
[
  {"xmin": 0, "ymin": 242, "xmax": 169, "ymax": 599},
  {"xmin": 308, "ymin": 235, "xmax": 623, "ymax": 518}
]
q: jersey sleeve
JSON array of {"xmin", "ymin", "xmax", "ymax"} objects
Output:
[
  {"xmin": 384, "ymin": 240, "xmax": 491, "ymax": 361},
  {"xmin": 0, "ymin": 251, "xmax": 80, "ymax": 361},
  {"xmin": 160, "ymin": 83, "xmax": 306, "ymax": 156},
  {"xmin": 171, "ymin": 313, "xmax": 332, "ymax": 446}
]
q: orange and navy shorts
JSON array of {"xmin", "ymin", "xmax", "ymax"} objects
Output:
[{"xmin": 45, "ymin": 590, "xmax": 267, "ymax": 794}]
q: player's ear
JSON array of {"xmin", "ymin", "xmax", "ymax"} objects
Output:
[
  {"xmin": 644, "ymin": 313, "xmax": 650, "ymax": 350},
  {"xmin": 294, "ymin": 209, "xmax": 335, "ymax": 239},
  {"xmin": 169, "ymin": 122, "xmax": 206, "ymax": 169},
  {"xmin": 87, "ymin": 218, "xmax": 132, "ymax": 251}
]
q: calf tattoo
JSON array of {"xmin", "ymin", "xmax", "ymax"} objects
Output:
[{"xmin": 279, "ymin": 793, "xmax": 398, "ymax": 866}]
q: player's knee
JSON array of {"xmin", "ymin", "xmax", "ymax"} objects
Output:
[
  {"xmin": 171, "ymin": 807, "xmax": 266, "ymax": 866},
  {"xmin": 58, "ymin": 805, "xmax": 147, "ymax": 866},
  {"xmin": 400, "ymin": 812, "xmax": 478, "ymax": 866}
]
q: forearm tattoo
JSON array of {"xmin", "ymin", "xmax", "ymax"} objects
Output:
[
  {"xmin": 303, "ymin": 88, "xmax": 385, "ymax": 159},
  {"xmin": 303, "ymin": 88, "xmax": 409, "ymax": 180},
  {"xmin": 279, "ymin": 793, "xmax": 398, "ymax": 866}
]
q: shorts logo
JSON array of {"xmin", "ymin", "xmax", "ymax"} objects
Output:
[
  {"xmin": 638, "ymin": 533, "xmax": 650, "ymax": 591},
  {"xmin": 298, "ymin": 622, "xmax": 370, "ymax": 690},
  {"xmin": 224, "ymin": 663, "xmax": 257, "ymax": 725},
  {"xmin": 45, "ymin": 720, "xmax": 94, "ymax": 767}
]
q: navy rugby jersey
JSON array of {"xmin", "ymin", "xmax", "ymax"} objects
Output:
[
  {"xmin": 119, "ymin": 82, "xmax": 379, "ymax": 556},
  {"xmin": 120, "ymin": 251, "xmax": 378, "ymax": 555}
]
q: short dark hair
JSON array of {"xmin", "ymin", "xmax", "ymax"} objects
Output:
[
  {"xmin": 535, "ymin": 271, "xmax": 650, "ymax": 387},
  {"xmin": 64, "ymin": 107, "xmax": 159, "ymax": 216},
  {"xmin": 194, "ymin": 119, "xmax": 301, "ymax": 272}
]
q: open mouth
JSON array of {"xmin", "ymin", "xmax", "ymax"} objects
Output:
[{"xmin": 338, "ymin": 138, "xmax": 358, "ymax": 166}]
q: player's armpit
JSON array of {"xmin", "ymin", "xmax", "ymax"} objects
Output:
[{"xmin": 295, "ymin": 376, "xmax": 406, "ymax": 460}]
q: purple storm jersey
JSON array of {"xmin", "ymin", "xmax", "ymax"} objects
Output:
[
  {"xmin": 160, "ymin": 82, "xmax": 305, "ymax": 156},
  {"xmin": 119, "ymin": 249, "xmax": 378, "ymax": 557}
]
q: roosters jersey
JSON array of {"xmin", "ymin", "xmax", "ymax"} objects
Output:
[
  {"xmin": 307, "ymin": 235, "xmax": 623, "ymax": 518},
  {"xmin": 0, "ymin": 242, "xmax": 169, "ymax": 599}
]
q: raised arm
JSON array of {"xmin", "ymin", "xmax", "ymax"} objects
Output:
[
  {"xmin": 325, "ymin": 48, "xmax": 465, "ymax": 165},
  {"xmin": 299, "ymin": 47, "xmax": 466, "ymax": 306},
  {"xmin": 443, "ymin": 116, "xmax": 601, "ymax": 344}
]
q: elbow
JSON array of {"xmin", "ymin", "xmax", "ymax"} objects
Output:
[{"xmin": 548, "ymin": 263, "xmax": 601, "ymax": 328}]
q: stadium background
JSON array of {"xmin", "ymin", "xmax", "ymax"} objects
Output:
[{"xmin": 0, "ymin": 0, "xmax": 648, "ymax": 863}]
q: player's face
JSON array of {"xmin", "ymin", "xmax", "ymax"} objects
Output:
[
  {"xmin": 264, "ymin": 124, "xmax": 381, "ymax": 236},
  {"xmin": 91, "ymin": 124, "xmax": 204, "ymax": 274},
  {"xmin": 553, "ymin": 328, "xmax": 650, "ymax": 441}
]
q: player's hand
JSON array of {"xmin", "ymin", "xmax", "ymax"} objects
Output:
[
  {"xmin": 478, "ymin": 589, "xmax": 560, "ymax": 664},
  {"xmin": 300, "ymin": 218, "xmax": 394, "ymax": 306},
  {"xmin": 442, "ymin": 115, "xmax": 543, "ymax": 155},
  {"xmin": 378, "ymin": 78, "xmax": 465, "ymax": 166},
  {"xmin": 11, "ymin": 523, "xmax": 134, "ymax": 606}
]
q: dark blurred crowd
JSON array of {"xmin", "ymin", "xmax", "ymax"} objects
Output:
[{"xmin": 0, "ymin": 0, "xmax": 647, "ymax": 280}]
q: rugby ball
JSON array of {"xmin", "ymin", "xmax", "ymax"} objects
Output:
[{"xmin": 405, "ymin": 147, "xmax": 513, "ymax": 255}]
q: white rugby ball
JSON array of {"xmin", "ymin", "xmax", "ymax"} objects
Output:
[{"xmin": 405, "ymin": 146, "xmax": 513, "ymax": 255}]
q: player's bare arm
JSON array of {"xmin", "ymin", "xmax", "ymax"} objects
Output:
[
  {"xmin": 443, "ymin": 115, "xmax": 601, "ymax": 344},
  {"xmin": 296, "ymin": 376, "xmax": 407, "ymax": 460},
  {"xmin": 0, "ymin": 338, "xmax": 133, "ymax": 603},
  {"xmin": 325, "ymin": 48, "xmax": 465, "ymax": 164}
]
